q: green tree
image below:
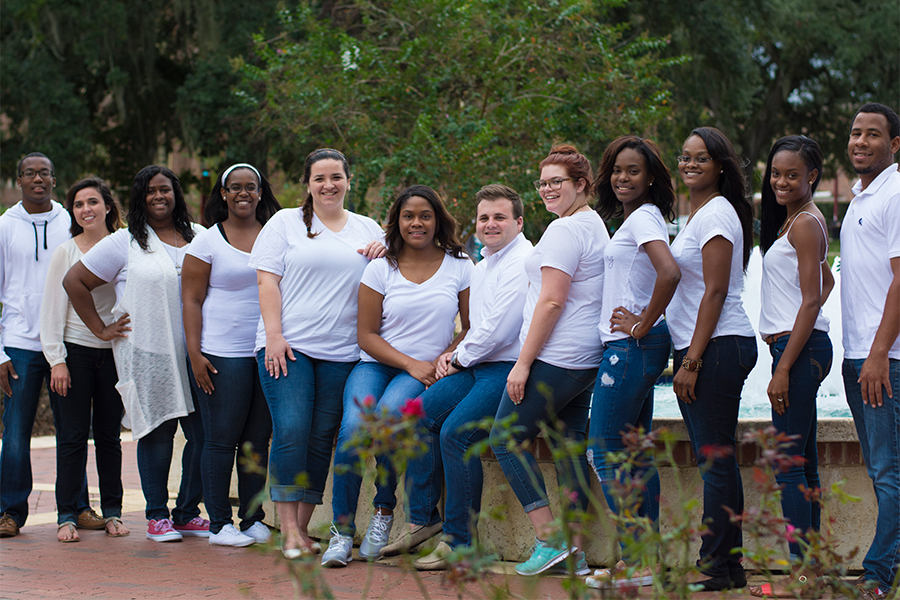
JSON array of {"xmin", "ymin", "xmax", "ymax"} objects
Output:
[{"xmin": 239, "ymin": 0, "xmax": 682, "ymax": 237}]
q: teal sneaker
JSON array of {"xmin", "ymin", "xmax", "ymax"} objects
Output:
[
  {"xmin": 548, "ymin": 550, "xmax": 590, "ymax": 576},
  {"xmin": 515, "ymin": 538, "xmax": 572, "ymax": 576}
]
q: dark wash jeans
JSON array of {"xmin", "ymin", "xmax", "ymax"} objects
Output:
[
  {"xmin": 1, "ymin": 347, "xmax": 88, "ymax": 526},
  {"xmin": 50, "ymin": 343, "xmax": 124, "ymax": 524},
  {"xmin": 190, "ymin": 353, "xmax": 271, "ymax": 534},
  {"xmin": 675, "ymin": 335, "xmax": 757, "ymax": 578},
  {"xmin": 769, "ymin": 330, "xmax": 832, "ymax": 558}
]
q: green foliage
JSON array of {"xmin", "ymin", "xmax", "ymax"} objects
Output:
[{"xmin": 239, "ymin": 0, "xmax": 679, "ymax": 233}]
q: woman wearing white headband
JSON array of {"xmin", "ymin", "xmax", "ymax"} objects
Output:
[{"xmin": 181, "ymin": 163, "xmax": 281, "ymax": 547}]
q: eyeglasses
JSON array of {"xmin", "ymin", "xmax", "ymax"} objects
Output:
[
  {"xmin": 19, "ymin": 169, "xmax": 54, "ymax": 180},
  {"xmin": 675, "ymin": 155, "xmax": 713, "ymax": 165},
  {"xmin": 532, "ymin": 177, "xmax": 572, "ymax": 191},
  {"xmin": 226, "ymin": 184, "xmax": 259, "ymax": 194}
]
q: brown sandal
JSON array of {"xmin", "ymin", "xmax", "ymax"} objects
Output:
[
  {"xmin": 57, "ymin": 521, "xmax": 80, "ymax": 543},
  {"xmin": 105, "ymin": 516, "xmax": 130, "ymax": 537}
]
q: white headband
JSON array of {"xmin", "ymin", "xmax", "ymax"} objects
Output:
[{"xmin": 221, "ymin": 163, "xmax": 261, "ymax": 186}]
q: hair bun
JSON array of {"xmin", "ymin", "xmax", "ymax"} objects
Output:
[{"xmin": 549, "ymin": 143, "xmax": 579, "ymax": 156}]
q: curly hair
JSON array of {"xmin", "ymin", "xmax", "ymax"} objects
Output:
[
  {"xmin": 127, "ymin": 165, "xmax": 195, "ymax": 251},
  {"xmin": 300, "ymin": 148, "xmax": 350, "ymax": 238},
  {"xmin": 594, "ymin": 136, "xmax": 676, "ymax": 222},
  {"xmin": 384, "ymin": 185, "xmax": 467, "ymax": 268},
  {"xmin": 204, "ymin": 164, "xmax": 281, "ymax": 226},
  {"xmin": 65, "ymin": 178, "xmax": 124, "ymax": 237},
  {"xmin": 759, "ymin": 135, "xmax": 824, "ymax": 254},
  {"xmin": 687, "ymin": 127, "xmax": 753, "ymax": 270}
]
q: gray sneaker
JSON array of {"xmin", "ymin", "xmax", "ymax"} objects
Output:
[
  {"xmin": 358, "ymin": 513, "xmax": 394, "ymax": 560},
  {"xmin": 548, "ymin": 550, "xmax": 590, "ymax": 576},
  {"xmin": 321, "ymin": 524, "xmax": 354, "ymax": 568}
]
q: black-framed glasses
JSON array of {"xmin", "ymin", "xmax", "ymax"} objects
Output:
[
  {"xmin": 19, "ymin": 169, "xmax": 54, "ymax": 180},
  {"xmin": 226, "ymin": 183, "xmax": 259, "ymax": 194},
  {"xmin": 675, "ymin": 155, "xmax": 713, "ymax": 165},
  {"xmin": 532, "ymin": 177, "xmax": 572, "ymax": 191}
]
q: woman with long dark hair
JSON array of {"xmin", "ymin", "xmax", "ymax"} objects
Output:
[
  {"xmin": 252, "ymin": 149, "xmax": 384, "ymax": 558},
  {"xmin": 750, "ymin": 136, "xmax": 833, "ymax": 598},
  {"xmin": 585, "ymin": 136, "xmax": 681, "ymax": 588},
  {"xmin": 668, "ymin": 127, "xmax": 757, "ymax": 591},
  {"xmin": 182, "ymin": 163, "xmax": 280, "ymax": 547},
  {"xmin": 41, "ymin": 178, "xmax": 129, "ymax": 542},
  {"xmin": 489, "ymin": 144, "xmax": 609, "ymax": 577},
  {"xmin": 65, "ymin": 166, "xmax": 208, "ymax": 543},
  {"xmin": 322, "ymin": 184, "xmax": 472, "ymax": 568}
]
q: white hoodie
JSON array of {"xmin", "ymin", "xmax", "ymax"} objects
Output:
[{"xmin": 0, "ymin": 201, "xmax": 71, "ymax": 363}]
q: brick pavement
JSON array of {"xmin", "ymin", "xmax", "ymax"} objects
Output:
[{"xmin": 1, "ymin": 437, "xmax": 789, "ymax": 599}]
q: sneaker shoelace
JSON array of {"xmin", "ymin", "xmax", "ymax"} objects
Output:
[
  {"xmin": 327, "ymin": 524, "xmax": 351, "ymax": 551},
  {"xmin": 368, "ymin": 515, "xmax": 391, "ymax": 543}
]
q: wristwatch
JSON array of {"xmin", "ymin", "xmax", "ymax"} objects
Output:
[
  {"xmin": 450, "ymin": 352, "xmax": 465, "ymax": 370},
  {"xmin": 681, "ymin": 356, "xmax": 702, "ymax": 372}
]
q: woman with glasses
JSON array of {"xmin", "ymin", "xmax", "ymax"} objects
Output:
[
  {"xmin": 65, "ymin": 166, "xmax": 209, "ymax": 543},
  {"xmin": 40, "ymin": 178, "xmax": 130, "ymax": 541},
  {"xmin": 181, "ymin": 164, "xmax": 281, "ymax": 547},
  {"xmin": 489, "ymin": 144, "xmax": 609, "ymax": 576},
  {"xmin": 668, "ymin": 127, "xmax": 756, "ymax": 591},
  {"xmin": 251, "ymin": 149, "xmax": 384, "ymax": 558},
  {"xmin": 584, "ymin": 137, "xmax": 681, "ymax": 588}
]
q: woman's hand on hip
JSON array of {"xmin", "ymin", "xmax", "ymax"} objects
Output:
[
  {"xmin": 265, "ymin": 334, "xmax": 295, "ymax": 379},
  {"xmin": 97, "ymin": 314, "xmax": 131, "ymax": 342}
]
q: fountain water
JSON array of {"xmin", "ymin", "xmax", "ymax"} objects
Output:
[{"xmin": 653, "ymin": 247, "xmax": 849, "ymax": 419}]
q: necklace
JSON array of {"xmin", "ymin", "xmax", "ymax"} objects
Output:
[
  {"xmin": 778, "ymin": 200, "xmax": 814, "ymax": 237},
  {"xmin": 686, "ymin": 191, "xmax": 718, "ymax": 224}
]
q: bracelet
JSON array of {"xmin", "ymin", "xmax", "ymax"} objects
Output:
[
  {"xmin": 630, "ymin": 321, "xmax": 642, "ymax": 338},
  {"xmin": 681, "ymin": 356, "xmax": 702, "ymax": 372}
]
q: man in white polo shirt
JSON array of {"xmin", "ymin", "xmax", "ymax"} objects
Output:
[{"xmin": 841, "ymin": 102, "xmax": 900, "ymax": 600}]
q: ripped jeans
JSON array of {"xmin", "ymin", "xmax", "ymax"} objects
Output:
[{"xmin": 587, "ymin": 321, "xmax": 670, "ymax": 560}]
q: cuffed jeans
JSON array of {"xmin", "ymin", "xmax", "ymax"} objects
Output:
[
  {"xmin": 1, "ymin": 347, "xmax": 89, "ymax": 526},
  {"xmin": 407, "ymin": 361, "xmax": 512, "ymax": 547},
  {"xmin": 675, "ymin": 335, "xmax": 757, "ymax": 577},
  {"xmin": 136, "ymin": 380, "xmax": 205, "ymax": 522},
  {"xmin": 843, "ymin": 357, "xmax": 900, "ymax": 591},
  {"xmin": 588, "ymin": 322, "xmax": 671, "ymax": 559},
  {"xmin": 490, "ymin": 359, "xmax": 597, "ymax": 516},
  {"xmin": 332, "ymin": 361, "xmax": 425, "ymax": 536},
  {"xmin": 770, "ymin": 330, "xmax": 831, "ymax": 558},
  {"xmin": 191, "ymin": 354, "xmax": 271, "ymax": 534},
  {"xmin": 50, "ymin": 343, "xmax": 124, "ymax": 524},
  {"xmin": 257, "ymin": 349, "xmax": 355, "ymax": 504}
]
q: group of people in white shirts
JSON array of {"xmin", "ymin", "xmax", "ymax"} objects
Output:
[{"xmin": 0, "ymin": 102, "xmax": 897, "ymax": 599}]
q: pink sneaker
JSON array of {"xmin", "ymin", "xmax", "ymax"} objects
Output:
[
  {"xmin": 147, "ymin": 518, "xmax": 183, "ymax": 542},
  {"xmin": 173, "ymin": 517, "xmax": 210, "ymax": 538}
]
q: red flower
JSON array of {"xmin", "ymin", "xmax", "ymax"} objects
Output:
[
  {"xmin": 699, "ymin": 444, "xmax": 733, "ymax": 461},
  {"xmin": 400, "ymin": 397, "xmax": 425, "ymax": 419}
]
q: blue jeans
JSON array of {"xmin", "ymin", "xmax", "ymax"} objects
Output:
[
  {"xmin": 770, "ymin": 330, "xmax": 832, "ymax": 558},
  {"xmin": 191, "ymin": 354, "xmax": 272, "ymax": 534},
  {"xmin": 490, "ymin": 359, "xmax": 597, "ymax": 515},
  {"xmin": 675, "ymin": 335, "xmax": 757, "ymax": 577},
  {"xmin": 843, "ymin": 357, "xmax": 900, "ymax": 591},
  {"xmin": 332, "ymin": 361, "xmax": 425, "ymax": 536},
  {"xmin": 257, "ymin": 350, "xmax": 355, "ymax": 504},
  {"xmin": 1, "ymin": 347, "xmax": 88, "ymax": 526},
  {"xmin": 136, "ymin": 376, "xmax": 205, "ymax": 522},
  {"xmin": 50, "ymin": 343, "xmax": 124, "ymax": 524},
  {"xmin": 407, "ymin": 361, "xmax": 512, "ymax": 547},
  {"xmin": 588, "ymin": 322, "xmax": 671, "ymax": 559}
]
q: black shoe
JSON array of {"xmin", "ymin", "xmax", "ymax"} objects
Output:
[
  {"xmin": 696, "ymin": 573, "xmax": 735, "ymax": 592},
  {"xmin": 729, "ymin": 566, "xmax": 748, "ymax": 589}
]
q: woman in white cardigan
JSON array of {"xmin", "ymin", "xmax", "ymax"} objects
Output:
[{"xmin": 41, "ymin": 178, "xmax": 129, "ymax": 542}]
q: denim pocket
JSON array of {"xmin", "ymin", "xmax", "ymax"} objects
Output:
[{"xmin": 735, "ymin": 336, "xmax": 758, "ymax": 375}]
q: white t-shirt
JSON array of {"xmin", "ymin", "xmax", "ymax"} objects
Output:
[
  {"xmin": 185, "ymin": 225, "xmax": 259, "ymax": 357},
  {"xmin": 250, "ymin": 208, "xmax": 384, "ymax": 361},
  {"xmin": 667, "ymin": 196, "xmax": 754, "ymax": 350},
  {"xmin": 455, "ymin": 233, "xmax": 532, "ymax": 366},
  {"xmin": 82, "ymin": 226, "xmax": 203, "ymax": 304},
  {"xmin": 598, "ymin": 204, "xmax": 668, "ymax": 344},
  {"xmin": 359, "ymin": 253, "xmax": 473, "ymax": 363},
  {"xmin": 841, "ymin": 164, "xmax": 900, "ymax": 360},
  {"xmin": 758, "ymin": 213, "xmax": 830, "ymax": 339},
  {"xmin": 520, "ymin": 210, "xmax": 609, "ymax": 369}
]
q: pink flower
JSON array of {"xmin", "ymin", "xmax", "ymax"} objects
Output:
[
  {"xmin": 400, "ymin": 397, "xmax": 425, "ymax": 419},
  {"xmin": 785, "ymin": 524, "xmax": 798, "ymax": 543}
]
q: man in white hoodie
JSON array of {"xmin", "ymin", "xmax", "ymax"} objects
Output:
[{"xmin": 0, "ymin": 152, "xmax": 75, "ymax": 537}]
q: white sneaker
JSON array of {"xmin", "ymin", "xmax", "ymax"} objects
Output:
[
  {"xmin": 359, "ymin": 512, "xmax": 394, "ymax": 560},
  {"xmin": 243, "ymin": 522, "xmax": 272, "ymax": 543},
  {"xmin": 209, "ymin": 524, "xmax": 256, "ymax": 547},
  {"xmin": 321, "ymin": 524, "xmax": 354, "ymax": 568}
]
